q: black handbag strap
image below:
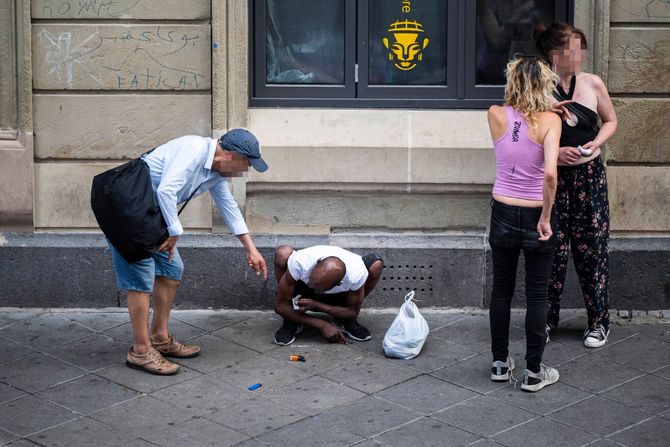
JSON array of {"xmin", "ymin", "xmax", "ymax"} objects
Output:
[
  {"xmin": 552, "ymin": 90, "xmax": 599, "ymax": 134},
  {"xmin": 140, "ymin": 147, "xmax": 199, "ymax": 216},
  {"xmin": 178, "ymin": 186, "xmax": 199, "ymax": 216}
]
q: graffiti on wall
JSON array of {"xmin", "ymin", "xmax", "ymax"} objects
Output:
[{"xmin": 36, "ymin": 25, "xmax": 210, "ymax": 90}]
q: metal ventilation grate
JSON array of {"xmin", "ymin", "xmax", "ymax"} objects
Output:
[{"xmin": 380, "ymin": 263, "xmax": 434, "ymax": 293}]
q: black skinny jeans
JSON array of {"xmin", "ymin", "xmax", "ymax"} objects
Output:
[{"xmin": 489, "ymin": 200, "xmax": 557, "ymax": 372}]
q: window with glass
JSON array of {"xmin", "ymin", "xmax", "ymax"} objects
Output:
[{"xmin": 251, "ymin": 0, "xmax": 573, "ymax": 108}]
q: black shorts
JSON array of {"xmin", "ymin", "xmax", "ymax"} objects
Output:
[{"xmin": 293, "ymin": 253, "xmax": 383, "ymax": 304}]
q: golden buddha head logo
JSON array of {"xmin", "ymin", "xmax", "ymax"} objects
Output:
[{"xmin": 383, "ymin": 19, "xmax": 429, "ymax": 71}]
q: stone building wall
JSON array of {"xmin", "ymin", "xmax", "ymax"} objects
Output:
[
  {"xmin": 29, "ymin": 0, "xmax": 213, "ymax": 231},
  {"xmin": 606, "ymin": 0, "xmax": 670, "ymax": 232},
  {"xmin": 0, "ymin": 1, "xmax": 668, "ymax": 310}
]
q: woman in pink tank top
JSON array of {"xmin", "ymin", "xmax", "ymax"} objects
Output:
[{"xmin": 486, "ymin": 56, "xmax": 562, "ymax": 392}]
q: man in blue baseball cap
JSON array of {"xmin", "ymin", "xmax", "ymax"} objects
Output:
[
  {"xmin": 220, "ymin": 128, "xmax": 268, "ymax": 173},
  {"xmin": 108, "ymin": 129, "xmax": 269, "ymax": 375}
]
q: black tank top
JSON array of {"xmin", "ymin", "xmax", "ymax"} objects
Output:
[{"xmin": 556, "ymin": 75, "xmax": 599, "ymax": 147}]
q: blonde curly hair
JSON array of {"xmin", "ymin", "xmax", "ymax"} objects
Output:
[{"xmin": 503, "ymin": 55, "xmax": 558, "ymax": 128}]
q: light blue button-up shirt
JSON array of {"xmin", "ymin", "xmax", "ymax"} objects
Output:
[{"xmin": 142, "ymin": 135, "xmax": 249, "ymax": 237}]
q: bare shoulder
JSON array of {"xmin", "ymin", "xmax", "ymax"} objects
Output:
[
  {"xmin": 537, "ymin": 111, "xmax": 561, "ymax": 127},
  {"xmin": 488, "ymin": 104, "xmax": 505, "ymax": 115},
  {"xmin": 487, "ymin": 104, "xmax": 506, "ymax": 122},
  {"xmin": 580, "ymin": 72, "xmax": 607, "ymax": 90}
]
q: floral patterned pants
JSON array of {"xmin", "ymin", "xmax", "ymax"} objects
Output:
[{"xmin": 548, "ymin": 156, "xmax": 610, "ymax": 330}]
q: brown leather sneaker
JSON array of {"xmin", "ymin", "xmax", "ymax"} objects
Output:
[
  {"xmin": 126, "ymin": 347, "xmax": 180, "ymax": 375},
  {"xmin": 152, "ymin": 335, "xmax": 201, "ymax": 359}
]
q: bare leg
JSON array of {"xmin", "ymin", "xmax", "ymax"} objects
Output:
[
  {"xmin": 364, "ymin": 260, "xmax": 384, "ymax": 297},
  {"xmin": 127, "ymin": 290, "xmax": 152, "ymax": 354},
  {"xmin": 151, "ymin": 276, "xmax": 180, "ymax": 343},
  {"xmin": 274, "ymin": 245, "xmax": 295, "ymax": 281}
]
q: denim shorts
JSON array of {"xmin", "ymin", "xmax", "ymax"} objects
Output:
[{"xmin": 107, "ymin": 241, "xmax": 184, "ymax": 292}]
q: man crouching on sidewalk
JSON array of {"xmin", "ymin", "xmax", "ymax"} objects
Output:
[{"xmin": 273, "ymin": 245, "xmax": 384, "ymax": 345}]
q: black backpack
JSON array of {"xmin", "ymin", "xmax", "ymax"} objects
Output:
[{"xmin": 91, "ymin": 155, "xmax": 197, "ymax": 264}]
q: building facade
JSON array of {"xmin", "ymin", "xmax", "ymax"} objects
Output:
[{"xmin": 1, "ymin": 0, "xmax": 668, "ymax": 309}]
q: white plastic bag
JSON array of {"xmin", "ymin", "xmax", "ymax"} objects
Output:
[{"xmin": 382, "ymin": 291, "xmax": 429, "ymax": 359}]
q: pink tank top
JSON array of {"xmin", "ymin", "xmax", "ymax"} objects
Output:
[{"xmin": 492, "ymin": 106, "xmax": 545, "ymax": 201}]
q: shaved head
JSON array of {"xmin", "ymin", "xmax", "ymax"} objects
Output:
[{"xmin": 309, "ymin": 256, "xmax": 346, "ymax": 292}]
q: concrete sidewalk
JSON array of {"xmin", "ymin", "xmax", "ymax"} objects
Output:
[{"xmin": 0, "ymin": 308, "xmax": 669, "ymax": 447}]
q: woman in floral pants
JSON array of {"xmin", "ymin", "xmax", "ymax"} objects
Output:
[{"xmin": 536, "ymin": 23, "xmax": 618, "ymax": 348}]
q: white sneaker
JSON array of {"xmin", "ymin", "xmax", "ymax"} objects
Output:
[
  {"xmin": 491, "ymin": 357, "xmax": 515, "ymax": 382},
  {"xmin": 583, "ymin": 324, "xmax": 610, "ymax": 348},
  {"xmin": 521, "ymin": 364, "xmax": 559, "ymax": 392}
]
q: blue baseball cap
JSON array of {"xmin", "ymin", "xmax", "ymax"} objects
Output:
[{"xmin": 219, "ymin": 129, "xmax": 268, "ymax": 173}]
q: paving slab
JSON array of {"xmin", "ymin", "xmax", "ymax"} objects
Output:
[
  {"xmin": 28, "ymin": 417, "xmax": 155, "ymax": 447},
  {"xmin": 488, "ymin": 382, "xmax": 592, "ymax": 416},
  {"xmin": 609, "ymin": 416, "xmax": 670, "ymax": 447},
  {"xmin": 95, "ymin": 362, "xmax": 202, "ymax": 394},
  {"xmin": 491, "ymin": 417, "xmax": 598, "ymax": 447},
  {"xmin": 548, "ymin": 321, "xmax": 639, "ymax": 350},
  {"xmin": 0, "ymin": 314, "xmax": 93, "ymax": 350},
  {"xmin": 373, "ymin": 416, "xmax": 482, "ymax": 447},
  {"xmin": 0, "ymin": 312, "xmax": 41, "ymax": 330},
  {"xmin": 351, "ymin": 440, "xmax": 391, "ymax": 447},
  {"xmin": 434, "ymin": 395, "xmax": 536, "ymax": 437},
  {"xmin": 231, "ymin": 440, "xmax": 267, "ymax": 447},
  {"xmin": 203, "ymin": 396, "xmax": 308, "ymax": 437},
  {"xmin": 510, "ymin": 309, "xmax": 583, "ymax": 331},
  {"xmin": 433, "ymin": 315, "xmax": 524, "ymax": 354},
  {"xmin": 0, "ymin": 336, "xmax": 37, "ymax": 367},
  {"xmin": 387, "ymin": 337, "xmax": 477, "ymax": 373},
  {"xmin": 89, "ymin": 395, "xmax": 201, "ymax": 445},
  {"xmin": 557, "ymin": 353, "xmax": 646, "ymax": 393},
  {"xmin": 213, "ymin": 314, "xmax": 284, "ymax": 353},
  {"xmin": 265, "ymin": 342, "xmax": 366, "ymax": 376},
  {"xmin": 257, "ymin": 416, "xmax": 364, "ymax": 447},
  {"xmin": 57, "ymin": 312, "xmax": 130, "ymax": 332},
  {"xmin": 601, "ymin": 374, "xmax": 670, "ymax": 414},
  {"xmin": 0, "ymin": 428, "xmax": 18, "ymax": 445},
  {"xmin": 45, "ymin": 334, "xmax": 129, "ymax": 372},
  {"xmin": 375, "ymin": 374, "xmax": 478, "ymax": 415},
  {"xmin": 174, "ymin": 334, "xmax": 260, "ymax": 374},
  {"xmin": 206, "ymin": 354, "xmax": 313, "ymax": 395},
  {"xmin": 631, "ymin": 323, "xmax": 670, "ymax": 342},
  {"xmin": 262, "ymin": 375, "xmax": 365, "ymax": 416},
  {"xmin": 653, "ymin": 365, "xmax": 670, "ymax": 381},
  {"xmin": 0, "ymin": 352, "xmax": 87, "ymax": 393},
  {"xmin": 420, "ymin": 311, "xmax": 468, "ymax": 331},
  {"xmin": 171, "ymin": 310, "xmax": 260, "ymax": 332},
  {"xmin": 141, "ymin": 416, "xmax": 249, "ymax": 447},
  {"xmin": 37, "ymin": 374, "xmax": 139, "ymax": 415},
  {"xmin": 103, "ymin": 317, "xmax": 206, "ymax": 344},
  {"xmin": 507, "ymin": 337, "xmax": 584, "ymax": 367},
  {"xmin": 431, "ymin": 353, "xmax": 513, "ymax": 394},
  {"xmin": 0, "ymin": 381, "xmax": 26, "ymax": 405},
  {"xmin": 595, "ymin": 335, "xmax": 670, "ymax": 373},
  {"xmin": 151, "ymin": 375, "xmax": 249, "ymax": 415},
  {"xmin": 318, "ymin": 395, "xmax": 422, "ymax": 438},
  {"xmin": 0, "ymin": 309, "xmax": 668, "ymax": 446},
  {"xmin": 584, "ymin": 440, "xmax": 621, "ymax": 447},
  {"xmin": 547, "ymin": 395, "xmax": 651, "ymax": 437},
  {"xmin": 320, "ymin": 354, "xmax": 421, "ymax": 394},
  {"xmin": 0, "ymin": 394, "xmax": 78, "ymax": 437},
  {"xmin": 3, "ymin": 439, "xmax": 40, "ymax": 446}
]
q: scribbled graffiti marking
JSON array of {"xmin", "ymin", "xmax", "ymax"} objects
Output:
[{"xmin": 39, "ymin": 29, "xmax": 104, "ymax": 87}]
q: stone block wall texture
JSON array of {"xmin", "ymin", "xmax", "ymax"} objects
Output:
[
  {"xmin": 607, "ymin": 0, "xmax": 670, "ymax": 233},
  {"xmin": 1, "ymin": 234, "xmax": 668, "ymax": 310},
  {"xmin": 30, "ymin": 0, "xmax": 213, "ymax": 230}
]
